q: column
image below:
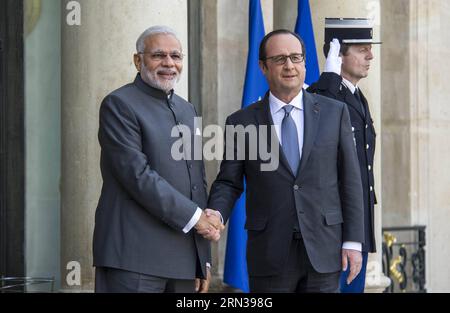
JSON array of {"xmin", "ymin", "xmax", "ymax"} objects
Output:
[{"xmin": 60, "ymin": 0, "xmax": 188, "ymax": 291}]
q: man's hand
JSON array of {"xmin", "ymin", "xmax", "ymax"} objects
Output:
[
  {"xmin": 204, "ymin": 208, "xmax": 223, "ymax": 224},
  {"xmin": 324, "ymin": 38, "xmax": 342, "ymax": 75},
  {"xmin": 195, "ymin": 266, "xmax": 211, "ymax": 293},
  {"xmin": 341, "ymin": 248, "xmax": 362, "ymax": 285},
  {"xmin": 195, "ymin": 210, "xmax": 224, "ymax": 242}
]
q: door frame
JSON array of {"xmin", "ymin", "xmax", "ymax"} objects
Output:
[{"xmin": 0, "ymin": 0, "xmax": 25, "ymax": 278}]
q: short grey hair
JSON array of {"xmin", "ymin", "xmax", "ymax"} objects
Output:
[{"xmin": 136, "ymin": 25, "xmax": 180, "ymax": 53}]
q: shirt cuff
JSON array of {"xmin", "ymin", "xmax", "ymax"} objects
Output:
[
  {"xmin": 342, "ymin": 241, "xmax": 362, "ymax": 251},
  {"xmin": 216, "ymin": 211, "xmax": 224, "ymax": 225},
  {"xmin": 183, "ymin": 207, "xmax": 202, "ymax": 233},
  {"xmin": 206, "ymin": 262, "xmax": 211, "ymax": 269}
]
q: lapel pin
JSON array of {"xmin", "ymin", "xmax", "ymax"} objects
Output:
[{"xmin": 313, "ymin": 104, "xmax": 320, "ymax": 114}]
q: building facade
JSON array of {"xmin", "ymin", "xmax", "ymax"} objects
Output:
[{"xmin": 0, "ymin": 0, "xmax": 448, "ymax": 292}]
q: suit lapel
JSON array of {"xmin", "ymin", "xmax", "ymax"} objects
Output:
[
  {"xmin": 254, "ymin": 95, "xmax": 294, "ymax": 179},
  {"xmin": 297, "ymin": 91, "xmax": 320, "ymax": 176},
  {"xmin": 358, "ymin": 89, "xmax": 371, "ymax": 121},
  {"xmin": 342, "ymin": 84, "xmax": 366, "ymax": 120}
]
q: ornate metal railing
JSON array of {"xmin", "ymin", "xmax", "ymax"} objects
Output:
[{"xmin": 382, "ymin": 226, "xmax": 426, "ymax": 293}]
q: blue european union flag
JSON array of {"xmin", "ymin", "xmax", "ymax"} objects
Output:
[
  {"xmin": 295, "ymin": 0, "xmax": 320, "ymax": 86},
  {"xmin": 223, "ymin": 0, "xmax": 268, "ymax": 293}
]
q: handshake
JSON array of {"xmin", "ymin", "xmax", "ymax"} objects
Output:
[{"xmin": 194, "ymin": 209, "xmax": 225, "ymax": 242}]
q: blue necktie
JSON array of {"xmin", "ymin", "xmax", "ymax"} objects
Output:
[{"xmin": 282, "ymin": 105, "xmax": 300, "ymax": 175}]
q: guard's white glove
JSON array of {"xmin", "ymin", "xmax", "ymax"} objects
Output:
[{"xmin": 324, "ymin": 38, "xmax": 342, "ymax": 75}]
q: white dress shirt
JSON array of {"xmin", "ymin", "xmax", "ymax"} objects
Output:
[
  {"xmin": 269, "ymin": 91, "xmax": 304, "ymax": 160},
  {"xmin": 342, "ymin": 77, "xmax": 357, "ymax": 94},
  {"xmin": 183, "ymin": 208, "xmax": 203, "ymax": 233}
]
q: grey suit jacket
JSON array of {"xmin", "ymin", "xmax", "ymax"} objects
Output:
[
  {"xmin": 208, "ymin": 90, "xmax": 364, "ymax": 276},
  {"xmin": 93, "ymin": 74, "xmax": 210, "ymax": 279}
]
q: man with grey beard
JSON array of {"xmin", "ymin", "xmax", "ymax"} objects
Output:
[{"xmin": 93, "ymin": 26, "xmax": 224, "ymax": 293}]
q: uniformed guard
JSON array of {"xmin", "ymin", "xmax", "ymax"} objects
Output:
[{"xmin": 308, "ymin": 17, "xmax": 381, "ymax": 293}]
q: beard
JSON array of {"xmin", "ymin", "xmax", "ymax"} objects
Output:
[{"xmin": 140, "ymin": 62, "xmax": 181, "ymax": 93}]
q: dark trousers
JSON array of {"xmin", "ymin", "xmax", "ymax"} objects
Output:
[
  {"xmin": 95, "ymin": 267, "xmax": 196, "ymax": 293},
  {"xmin": 249, "ymin": 234, "xmax": 340, "ymax": 293}
]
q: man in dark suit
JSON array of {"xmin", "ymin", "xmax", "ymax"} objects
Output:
[
  {"xmin": 308, "ymin": 18, "xmax": 381, "ymax": 293},
  {"xmin": 208, "ymin": 29, "xmax": 364, "ymax": 293},
  {"xmin": 93, "ymin": 25, "xmax": 223, "ymax": 293}
]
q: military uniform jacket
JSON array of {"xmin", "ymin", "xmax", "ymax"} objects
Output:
[{"xmin": 308, "ymin": 72, "xmax": 376, "ymax": 252}]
